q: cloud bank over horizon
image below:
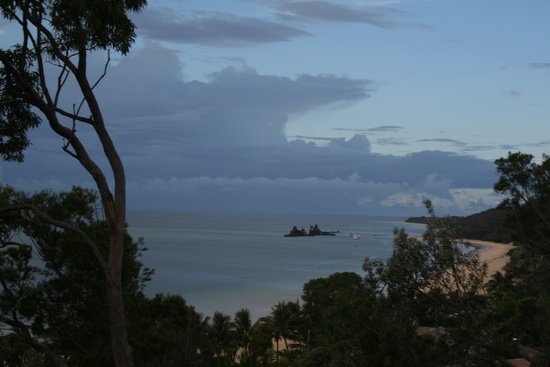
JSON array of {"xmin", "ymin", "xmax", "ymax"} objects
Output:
[{"xmin": 1, "ymin": 42, "xmax": 503, "ymax": 216}]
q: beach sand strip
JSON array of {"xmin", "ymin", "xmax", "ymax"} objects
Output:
[{"xmin": 462, "ymin": 239, "xmax": 514, "ymax": 282}]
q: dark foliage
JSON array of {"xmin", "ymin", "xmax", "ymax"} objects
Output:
[
  {"xmin": 0, "ymin": 187, "xmax": 153, "ymax": 366},
  {"xmin": 3, "ymin": 151, "xmax": 549, "ymax": 366},
  {"xmin": 406, "ymin": 207, "xmax": 513, "ymax": 243}
]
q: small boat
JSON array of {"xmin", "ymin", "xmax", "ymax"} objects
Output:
[{"xmin": 350, "ymin": 233, "xmax": 360, "ymax": 240}]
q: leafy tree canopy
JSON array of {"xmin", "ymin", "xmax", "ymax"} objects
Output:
[
  {"xmin": 0, "ymin": 186, "xmax": 152, "ymax": 366},
  {"xmin": 0, "ymin": 0, "xmax": 147, "ymax": 162}
]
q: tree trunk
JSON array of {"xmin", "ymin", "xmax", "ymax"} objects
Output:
[{"xmin": 106, "ymin": 232, "xmax": 134, "ymax": 367}]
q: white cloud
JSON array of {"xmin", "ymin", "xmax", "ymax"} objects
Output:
[
  {"xmin": 357, "ymin": 196, "xmax": 373, "ymax": 206},
  {"xmin": 449, "ymin": 188, "xmax": 501, "ymax": 210},
  {"xmin": 380, "ymin": 192, "xmax": 425, "ymax": 208},
  {"xmin": 379, "ymin": 188, "xmax": 501, "ymax": 214}
]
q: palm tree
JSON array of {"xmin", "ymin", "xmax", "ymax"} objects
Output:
[
  {"xmin": 233, "ymin": 308, "xmax": 252, "ymax": 361},
  {"xmin": 271, "ymin": 301, "xmax": 301, "ymax": 352},
  {"xmin": 248, "ymin": 317, "xmax": 275, "ymax": 367},
  {"xmin": 209, "ymin": 311, "xmax": 234, "ymax": 366}
]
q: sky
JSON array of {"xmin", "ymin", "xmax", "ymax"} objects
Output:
[{"xmin": 1, "ymin": 0, "xmax": 549, "ymax": 216}]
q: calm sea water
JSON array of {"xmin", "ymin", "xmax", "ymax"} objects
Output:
[{"xmin": 127, "ymin": 211, "xmax": 425, "ymax": 319}]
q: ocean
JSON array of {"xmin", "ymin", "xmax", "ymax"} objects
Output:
[{"xmin": 127, "ymin": 211, "xmax": 425, "ymax": 320}]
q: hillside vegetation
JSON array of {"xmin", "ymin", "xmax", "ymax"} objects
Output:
[
  {"xmin": 406, "ymin": 207, "xmax": 513, "ymax": 243},
  {"xmin": 2, "ymin": 152, "xmax": 549, "ymax": 366}
]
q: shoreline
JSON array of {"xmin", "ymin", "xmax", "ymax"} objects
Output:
[
  {"xmin": 461, "ymin": 239, "xmax": 514, "ymax": 281},
  {"xmin": 412, "ymin": 236, "xmax": 514, "ymax": 282}
]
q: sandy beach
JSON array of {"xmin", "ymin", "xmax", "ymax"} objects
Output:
[
  {"xmin": 412, "ymin": 236, "xmax": 515, "ymax": 283},
  {"xmin": 463, "ymin": 239, "xmax": 514, "ymax": 282}
]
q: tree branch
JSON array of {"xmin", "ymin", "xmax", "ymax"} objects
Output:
[
  {"xmin": 0, "ymin": 241, "xmax": 32, "ymax": 250},
  {"xmin": 53, "ymin": 59, "xmax": 70, "ymax": 106},
  {"xmin": 54, "ymin": 107, "xmax": 93, "ymax": 124},
  {"xmin": 0, "ymin": 314, "xmax": 68, "ymax": 367},
  {"xmin": 0, "ymin": 54, "xmax": 114, "ymax": 220},
  {"xmin": 16, "ymin": 11, "xmax": 123, "ymax": 230},
  {"xmin": 91, "ymin": 50, "xmax": 111, "ymax": 91},
  {"xmin": 0, "ymin": 205, "xmax": 107, "ymax": 271}
]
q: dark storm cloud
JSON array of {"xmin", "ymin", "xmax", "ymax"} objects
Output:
[
  {"xmin": 1, "ymin": 44, "xmax": 497, "ymax": 216},
  {"xmin": 6, "ymin": 141, "xmax": 498, "ymax": 215},
  {"xmin": 134, "ymin": 8, "xmax": 310, "ymax": 46},
  {"xmin": 91, "ymin": 43, "xmax": 372, "ymax": 147}
]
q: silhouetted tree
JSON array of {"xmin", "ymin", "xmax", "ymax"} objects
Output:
[
  {"xmin": 233, "ymin": 308, "xmax": 252, "ymax": 357},
  {"xmin": 0, "ymin": 1, "xmax": 147, "ymax": 366},
  {"xmin": 271, "ymin": 301, "xmax": 301, "ymax": 352},
  {"xmin": 494, "ymin": 152, "xmax": 550, "ymax": 296},
  {"xmin": 0, "ymin": 187, "xmax": 152, "ymax": 367}
]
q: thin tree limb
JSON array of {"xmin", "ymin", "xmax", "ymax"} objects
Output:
[
  {"xmin": 0, "ymin": 241, "xmax": 32, "ymax": 250},
  {"xmin": 0, "ymin": 205, "xmax": 107, "ymax": 271},
  {"xmin": 54, "ymin": 107, "xmax": 93, "ymax": 124}
]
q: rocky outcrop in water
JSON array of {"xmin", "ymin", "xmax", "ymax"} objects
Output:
[{"xmin": 284, "ymin": 224, "xmax": 338, "ymax": 237}]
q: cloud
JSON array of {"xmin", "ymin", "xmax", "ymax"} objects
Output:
[
  {"xmin": 333, "ymin": 128, "xmax": 370, "ymax": 133},
  {"xmin": 291, "ymin": 134, "xmax": 372, "ymax": 152},
  {"xmin": 333, "ymin": 125, "xmax": 404, "ymax": 134},
  {"xmin": 276, "ymin": 1, "xmax": 404, "ymax": 28},
  {"xmin": 125, "ymin": 175, "xmax": 401, "ymax": 214},
  {"xmin": 380, "ymin": 188, "xmax": 500, "ymax": 213},
  {"xmin": 134, "ymin": 7, "xmax": 310, "ymax": 46},
  {"xmin": 528, "ymin": 62, "xmax": 550, "ymax": 69},
  {"xmin": 375, "ymin": 137, "xmax": 408, "ymax": 145},
  {"xmin": 2, "ymin": 43, "xmax": 499, "ymax": 216},
  {"xmin": 503, "ymin": 88, "xmax": 522, "ymax": 97},
  {"xmin": 122, "ymin": 174, "xmax": 497, "ymax": 215},
  {"xmin": 292, "ymin": 135, "xmax": 336, "ymax": 141},
  {"xmin": 5, "ymin": 142, "xmax": 498, "ymax": 215},
  {"xmin": 357, "ymin": 196, "xmax": 373, "ymax": 206},
  {"xmin": 326, "ymin": 134, "xmax": 371, "ymax": 152},
  {"xmin": 418, "ymin": 138, "xmax": 465, "ymax": 146},
  {"xmin": 263, "ymin": 0, "xmax": 431, "ymax": 29},
  {"xmin": 415, "ymin": 138, "xmax": 521, "ymax": 155},
  {"xmin": 417, "ymin": 173, "xmax": 452, "ymax": 197},
  {"xmin": 90, "ymin": 43, "xmax": 372, "ymax": 147},
  {"xmin": 367, "ymin": 125, "xmax": 404, "ymax": 132}
]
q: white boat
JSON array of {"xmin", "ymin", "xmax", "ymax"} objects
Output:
[{"xmin": 350, "ymin": 233, "xmax": 360, "ymax": 240}]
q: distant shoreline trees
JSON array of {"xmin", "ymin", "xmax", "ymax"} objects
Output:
[{"xmin": 405, "ymin": 207, "xmax": 513, "ymax": 243}]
